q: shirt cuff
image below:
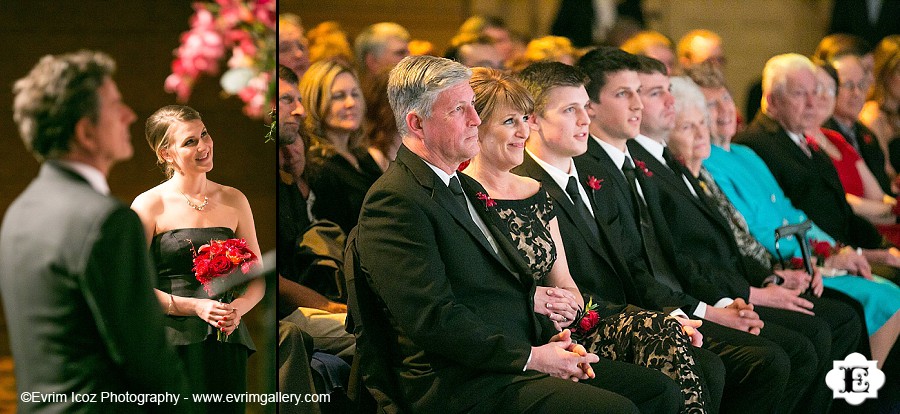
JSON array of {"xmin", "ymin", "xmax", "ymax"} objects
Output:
[
  {"xmin": 524, "ymin": 349, "xmax": 533, "ymax": 372},
  {"xmin": 669, "ymin": 308, "xmax": 689, "ymax": 318},
  {"xmin": 692, "ymin": 302, "xmax": 707, "ymax": 318},
  {"xmin": 713, "ymin": 298, "xmax": 735, "ymax": 308}
]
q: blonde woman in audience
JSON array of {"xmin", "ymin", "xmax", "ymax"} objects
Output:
[
  {"xmin": 307, "ymin": 21, "xmax": 354, "ymax": 66},
  {"xmin": 621, "ymin": 30, "xmax": 676, "ymax": 74},
  {"xmin": 507, "ymin": 36, "xmax": 577, "ymax": 73},
  {"xmin": 299, "ymin": 60, "xmax": 381, "ymax": 234},
  {"xmin": 860, "ymin": 35, "xmax": 900, "ymax": 172}
]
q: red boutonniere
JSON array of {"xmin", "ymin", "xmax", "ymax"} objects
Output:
[
  {"xmin": 475, "ymin": 191, "xmax": 497, "ymax": 209},
  {"xmin": 805, "ymin": 135, "xmax": 820, "ymax": 152},
  {"xmin": 569, "ymin": 297, "xmax": 600, "ymax": 342},
  {"xmin": 789, "ymin": 257, "xmax": 805, "ymax": 270},
  {"xmin": 586, "ymin": 175, "xmax": 604, "ymax": 190},
  {"xmin": 634, "ymin": 160, "xmax": 653, "ymax": 177},
  {"xmin": 863, "ymin": 133, "xmax": 874, "ymax": 145}
]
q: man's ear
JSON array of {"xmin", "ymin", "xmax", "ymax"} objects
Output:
[
  {"xmin": 406, "ymin": 112, "xmax": 424, "ymax": 138},
  {"xmin": 72, "ymin": 117, "xmax": 95, "ymax": 152},
  {"xmin": 527, "ymin": 111, "xmax": 541, "ymax": 132},
  {"xmin": 764, "ymin": 92, "xmax": 776, "ymax": 116}
]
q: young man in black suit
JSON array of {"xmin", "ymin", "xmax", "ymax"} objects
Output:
[
  {"xmin": 353, "ymin": 55, "xmax": 681, "ymax": 414},
  {"xmin": 0, "ymin": 51, "xmax": 191, "ymax": 413},
  {"xmin": 511, "ymin": 60, "xmax": 733, "ymax": 412},
  {"xmin": 626, "ymin": 52, "xmax": 863, "ymax": 413},
  {"xmin": 561, "ymin": 48, "xmax": 813, "ymax": 413}
]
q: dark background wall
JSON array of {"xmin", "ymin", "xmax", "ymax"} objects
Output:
[{"xmin": 0, "ymin": 1, "xmax": 275, "ymax": 409}]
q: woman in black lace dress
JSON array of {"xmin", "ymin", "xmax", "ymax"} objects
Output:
[
  {"xmin": 460, "ymin": 67, "xmax": 709, "ymax": 413},
  {"xmin": 131, "ymin": 105, "xmax": 264, "ymax": 413}
]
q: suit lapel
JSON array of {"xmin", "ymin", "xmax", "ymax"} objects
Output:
[
  {"xmin": 457, "ymin": 173, "xmax": 535, "ymax": 286},
  {"xmin": 585, "ymin": 138, "xmax": 631, "ymax": 202},
  {"xmin": 516, "ymin": 153, "xmax": 606, "ymax": 255},
  {"xmin": 628, "ymin": 141, "xmax": 734, "ymax": 234},
  {"xmin": 397, "ymin": 146, "xmax": 511, "ymax": 272}
]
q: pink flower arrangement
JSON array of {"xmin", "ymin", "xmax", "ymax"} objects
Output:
[
  {"xmin": 165, "ymin": 0, "xmax": 275, "ymax": 119},
  {"xmin": 586, "ymin": 176, "xmax": 604, "ymax": 191}
]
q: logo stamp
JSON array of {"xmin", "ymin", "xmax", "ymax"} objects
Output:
[{"xmin": 825, "ymin": 353, "xmax": 886, "ymax": 405}]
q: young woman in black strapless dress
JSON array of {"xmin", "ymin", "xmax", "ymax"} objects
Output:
[{"xmin": 131, "ymin": 105, "xmax": 264, "ymax": 414}]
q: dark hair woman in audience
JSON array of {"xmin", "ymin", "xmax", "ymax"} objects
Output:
[
  {"xmin": 460, "ymin": 67, "xmax": 712, "ymax": 413},
  {"xmin": 299, "ymin": 59, "xmax": 381, "ymax": 233},
  {"xmin": 131, "ymin": 105, "xmax": 264, "ymax": 413},
  {"xmin": 362, "ymin": 70, "xmax": 401, "ymax": 172}
]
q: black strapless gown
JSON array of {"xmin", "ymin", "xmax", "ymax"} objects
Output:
[{"xmin": 151, "ymin": 227, "xmax": 255, "ymax": 413}]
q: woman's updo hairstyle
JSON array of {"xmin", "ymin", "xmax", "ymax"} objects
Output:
[{"xmin": 145, "ymin": 104, "xmax": 202, "ymax": 178}]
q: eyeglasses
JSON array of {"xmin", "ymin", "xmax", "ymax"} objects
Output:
[{"xmin": 839, "ymin": 80, "xmax": 869, "ymax": 92}]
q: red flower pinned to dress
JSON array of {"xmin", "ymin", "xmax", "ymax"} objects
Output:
[
  {"xmin": 634, "ymin": 160, "xmax": 653, "ymax": 177},
  {"xmin": 475, "ymin": 192, "xmax": 496, "ymax": 209},
  {"xmin": 863, "ymin": 133, "xmax": 874, "ymax": 145},
  {"xmin": 586, "ymin": 176, "xmax": 604, "ymax": 190},
  {"xmin": 805, "ymin": 135, "xmax": 820, "ymax": 152}
]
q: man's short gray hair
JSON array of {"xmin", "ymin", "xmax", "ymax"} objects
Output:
[
  {"xmin": 13, "ymin": 50, "xmax": 115, "ymax": 160},
  {"xmin": 387, "ymin": 55, "xmax": 472, "ymax": 136},
  {"xmin": 354, "ymin": 22, "xmax": 410, "ymax": 68},
  {"xmin": 761, "ymin": 53, "xmax": 815, "ymax": 114}
]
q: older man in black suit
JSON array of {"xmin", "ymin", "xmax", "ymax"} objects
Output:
[
  {"xmin": 734, "ymin": 53, "xmax": 883, "ymax": 250},
  {"xmin": 352, "ymin": 55, "xmax": 681, "ymax": 413},
  {"xmin": 0, "ymin": 51, "xmax": 191, "ymax": 413}
]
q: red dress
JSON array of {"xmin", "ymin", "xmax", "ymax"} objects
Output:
[{"xmin": 822, "ymin": 127, "xmax": 865, "ymax": 197}]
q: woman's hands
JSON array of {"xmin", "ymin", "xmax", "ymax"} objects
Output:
[
  {"xmin": 195, "ymin": 299, "xmax": 240, "ymax": 334},
  {"xmin": 534, "ymin": 286, "xmax": 580, "ymax": 329}
]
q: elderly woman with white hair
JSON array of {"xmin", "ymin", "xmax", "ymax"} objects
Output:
[{"xmin": 671, "ymin": 74, "xmax": 900, "ymax": 371}]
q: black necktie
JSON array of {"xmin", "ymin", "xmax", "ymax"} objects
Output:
[
  {"xmin": 623, "ymin": 157, "xmax": 683, "ymax": 291},
  {"xmin": 565, "ymin": 176, "xmax": 600, "ymax": 239},
  {"xmin": 448, "ymin": 176, "xmax": 469, "ymax": 215},
  {"xmin": 621, "ymin": 157, "xmax": 650, "ymax": 225},
  {"xmin": 661, "ymin": 147, "xmax": 679, "ymax": 173}
]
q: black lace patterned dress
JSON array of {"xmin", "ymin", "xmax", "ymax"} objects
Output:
[{"xmin": 480, "ymin": 185, "xmax": 708, "ymax": 414}]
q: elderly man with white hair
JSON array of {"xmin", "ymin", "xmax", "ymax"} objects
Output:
[{"xmin": 735, "ymin": 53, "xmax": 885, "ymax": 250}]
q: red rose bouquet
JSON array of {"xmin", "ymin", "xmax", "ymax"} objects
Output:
[
  {"xmin": 192, "ymin": 238, "xmax": 258, "ymax": 341},
  {"xmin": 569, "ymin": 297, "xmax": 600, "ymax": 342}
]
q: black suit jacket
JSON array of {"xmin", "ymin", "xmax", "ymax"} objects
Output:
[
  {"xmin": 0, "ymin": 161, "xmax": 191, "ymax": 413},
  {"xmin": 734, "ymin": 113, "xmax": 883, "ymax": 248},
  {"xmin": 511, "ymin": 152, "xmax": 642, "ymax": 317},
  {"xmin": 355, "ymin": 145, "xmax": 545, "ymax": 413},
  {"xmin": 627, "ymin": 140, "xmax": 754, "ymax": 302},
  {"xmin": 573, "ymin": 138, "xmax": 702, "ymax": 315},
  {"xmin": 823, "ymin": 117, "xmax": 892, "ymax": 195}
]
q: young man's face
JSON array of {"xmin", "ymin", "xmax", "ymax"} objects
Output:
[
  {"xmin": 587, "ymin": 70, "xmax": 643, "ymax": 143},
  {"xmin": 638, "ymin": 71, "xmax": 675, "ymax": 138},
  {"xmin": 530, "ymin": 85, "xmax": 591, "ymax": 159}
]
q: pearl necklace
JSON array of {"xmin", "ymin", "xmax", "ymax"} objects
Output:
[{"xmin": 182, "ymin": 193, "xmax": 209, "ymax": 211}]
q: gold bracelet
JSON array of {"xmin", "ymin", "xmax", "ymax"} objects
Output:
[{"xmin": 167, "ymin": 294, "xmax": 175, "ymax": 315}]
